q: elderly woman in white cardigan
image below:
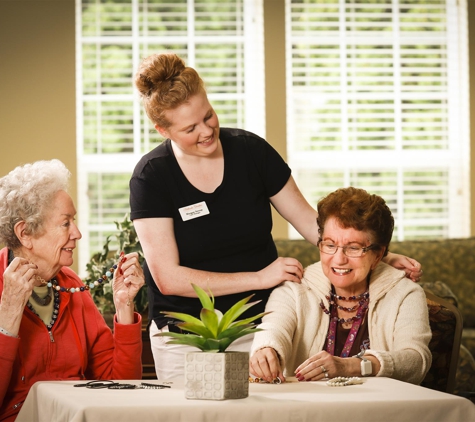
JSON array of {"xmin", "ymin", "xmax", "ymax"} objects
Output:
[{"xmin": 250, "ymin": 187, "xmax": 431, "ymax": 385}]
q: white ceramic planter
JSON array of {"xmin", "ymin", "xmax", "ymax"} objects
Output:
[{"xmin": 184, "ymin": 351, "xmax": 249, "ymax": 400}]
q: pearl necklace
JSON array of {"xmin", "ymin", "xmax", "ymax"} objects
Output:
[{"xmin": 326, "ymin": 377, "xmax": 364, "ymax": 387}]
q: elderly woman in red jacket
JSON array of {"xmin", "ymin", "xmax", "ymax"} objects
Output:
[{"xmin": 0, "ymin": 159, "xmax": 145, "ymax": 422}]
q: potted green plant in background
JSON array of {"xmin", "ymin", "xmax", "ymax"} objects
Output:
[
  {"xmin": 82, "ymin": 214, "xmax": 148, "ymax": 324},
  {"xmin": 158, "ymin": 283, "xmax": 268, "ymax": 400}
]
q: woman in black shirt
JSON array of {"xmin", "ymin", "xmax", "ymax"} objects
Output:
[{"xmin": 130, "ymin": 53, "xmax": 423, "ymax": 380}]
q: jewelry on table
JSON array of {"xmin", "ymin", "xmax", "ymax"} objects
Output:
[
  {"xmin": 73, "ymin": 380, "xmax": 172, "ymax": 390},
  {"xmin": 107, "ymin": 383, "xmax": 136, "ymax": 389},
  {"xmin": 74, "ymin": 380, "xmax": 118, "ymax": 388},
  {"xmin": 326, "ymin": 377, "xmax": 364, "ymax": 387},
  {"xmin": 249, "ymin": 376, "xmax": 282, "ymax": 384},
  {"xmin": 138, "ymin": 383, "xmax": 172, "ymax": 389},
  {"xmin": 109, "ymin": 383, "xmax": 172, "ymax": 390}
]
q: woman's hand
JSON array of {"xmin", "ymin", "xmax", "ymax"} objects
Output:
[
  {"xmin": 383, "ymin": 252, "xmax": 423, "ymax": 282},
  {"xmin": 250, "ymin": 347, "xmax": 285, "ymax": 383},
  {"xmin": 112, "ymin": 252, "xmax": 145, "ymax": 324},
  {"xmin": 0, "ymin": 257, "xmax": 38, "ymax": 336},
  {"xmin": 256, "ymin": 257, "xmax": 303, "ymax": 289},
  {"xmin": 295, "ymin": 351, "xmax": 380, "ymax": 381},
  {"xmin": 295, "ymin": 351, "xmax": 357, "ymax": 381}
]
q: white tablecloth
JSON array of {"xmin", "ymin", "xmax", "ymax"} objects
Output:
[{"xmin": 16, "ymin": 377, "xmax": 475, "ymax": 422}]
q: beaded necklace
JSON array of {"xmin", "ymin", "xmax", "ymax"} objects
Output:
[
  {"xmin": 321, "ymin": 287, "xmax": 370, "ymax": 358},
  {"xmin": 47, "ymin": 267, "xmax": 117, "ymax": 294},
  {"xmin": 326, "ymin": 290, "xmax": 369, "ymax": 313},
  {"xmin": 320, "ymin": 291, "xmax": 369, "ymax": 324},
  {"xmin": 329, "ymin": 291, "xmax": 369, "ymax": 301},
  {"xmin": 30, "ymin": 286, "xmax": 53, "ymax": 306},
  {"xmin": 7, "ymin": 249, "xmax": 119, "ymax": 295},
  {"xmin": 26, "ymin": 289, "xmax": 60, "ymax": 332}
]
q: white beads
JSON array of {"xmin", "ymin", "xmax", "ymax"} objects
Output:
[{"xmin": 326, "ymin": 377, "xmax": 364, "ymax": 387}]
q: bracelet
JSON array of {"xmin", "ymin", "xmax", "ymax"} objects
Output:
[
  {"xmin": 139, "ymin": 382, "xmax": 172, "ymax": 389},
  {"xmin": 0, "ymin": 326, "xmax": 18, "ymax": 338},
  {"xmin": 248, "ymin": 376, "xmax": 282, "ymax": 384}
]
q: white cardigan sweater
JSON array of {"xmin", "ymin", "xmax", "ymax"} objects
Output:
[{"xmin": 251, "ymin": 261, "xmax": 432, "ymax": 384}]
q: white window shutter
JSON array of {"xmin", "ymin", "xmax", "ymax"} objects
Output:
[{"xmin": 285, "ymin": 0, "xmax": 470, "ymax": 241}]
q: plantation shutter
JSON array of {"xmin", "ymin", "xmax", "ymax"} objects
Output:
[
  {"xmin": 76, "ymin": 0, "xmax": 265, "ymax": 273},
  {"xmin": 285, "ymin": 0, "xmax": 470, "ymax": 240}
]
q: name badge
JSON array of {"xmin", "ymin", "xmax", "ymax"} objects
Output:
[{"xmin": 178, "ymin": 201, "xmax": 210, "ymax": 221}]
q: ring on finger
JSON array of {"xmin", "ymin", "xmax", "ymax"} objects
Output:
[
  {"xmin": 320, "ymin": 365, "xmax": 327, "ymax": 373},
  {"xmin": 324, "ymin": 372, "xmax": 329, "ymax": 379}
]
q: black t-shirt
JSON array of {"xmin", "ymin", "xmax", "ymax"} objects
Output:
[{"xmin": 130, "ymin": 127, "xmax": 291, "ymax": 328}]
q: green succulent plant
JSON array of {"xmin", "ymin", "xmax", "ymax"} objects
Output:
[{"xmin": 157, "ymin": 283, "xmax": 269, "ymax": 352}]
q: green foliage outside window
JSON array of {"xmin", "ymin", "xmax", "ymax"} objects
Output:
[{"xmin": 82, "ymin": 214, "xmax": 147, "ymax": 315}]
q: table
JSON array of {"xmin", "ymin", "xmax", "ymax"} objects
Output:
[{"xmin": 16, "ymin": 377, "xmax": 475, "ymax": 422}]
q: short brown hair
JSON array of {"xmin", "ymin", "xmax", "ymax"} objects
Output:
[
  {"xmin": 134, "ymin": 53, "xmax": 205, "ymax": 129},
  {"xmin": 316, "ymin": 187, "xmax": 394, "ymax": 257}
]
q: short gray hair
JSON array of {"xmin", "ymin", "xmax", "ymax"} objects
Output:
[{"xmin": 0, "ymin": 159, "xmax": 70, "ymax": 249}]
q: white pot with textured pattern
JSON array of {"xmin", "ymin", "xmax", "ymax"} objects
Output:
[{"xmin": 184, "ymin": 351, "xmax": 249, "ymax": 400}]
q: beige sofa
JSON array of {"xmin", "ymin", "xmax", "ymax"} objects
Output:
[{"xmin": 274, "ymin": 237, "xmax": 475, "ymax": 395}]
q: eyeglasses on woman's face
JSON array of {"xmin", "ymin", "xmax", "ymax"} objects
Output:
[{"xmin": 318, "ymin": 241, "xmax": 377, "ymax": 258}]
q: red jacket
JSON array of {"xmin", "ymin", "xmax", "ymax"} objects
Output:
[{"xmin": 0, "ymin": 248, "xmax": 143, "ymax": 421}]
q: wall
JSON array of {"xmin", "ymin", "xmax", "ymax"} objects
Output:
[
  {"xmin": 469, "ymin": 1, "xmax": 475, "ymax": 237},
  {"xmin": 264, "ymin": 0, "xmax": 288, "ymax": 239},
  {"xmin": 0, "ymin": 0, "xmax": 77, "ymax": 270}
]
